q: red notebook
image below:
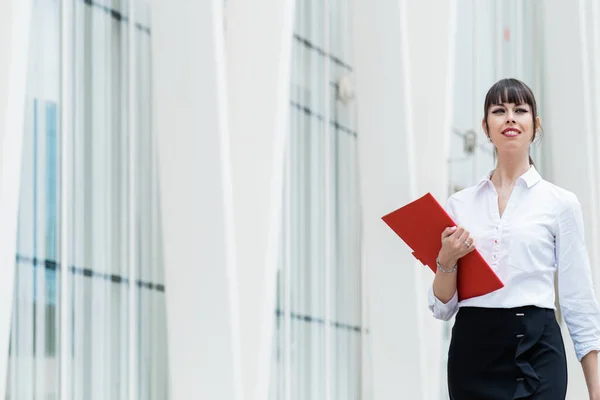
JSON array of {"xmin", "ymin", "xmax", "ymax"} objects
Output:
[{"xmin": 382, "ymin": 192, "xmax": 504, "ymax": 301}]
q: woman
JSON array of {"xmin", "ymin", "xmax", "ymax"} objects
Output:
[{"xmin": 429, "ymin": 78, "xmax": 600, "ymax": 399}]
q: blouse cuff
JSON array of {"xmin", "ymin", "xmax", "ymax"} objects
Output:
[
  {"xmin": 575, "ymin": 344, "xmax": 600, "ymax": 362},
  {"xmin": 428, "ymin": 286, "xmax": 458, "ymax": 321}
]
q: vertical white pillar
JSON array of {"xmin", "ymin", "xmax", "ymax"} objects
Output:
[
  {"xmin": 352, "ymin": 0, "xmax": 432, "ymax": 398},
  {"xmin": 406, "ymin": 0, "xmax": 456, "ymax": 202},
  {"xmin": 0, "ymin": 0, "xmax": 34, "ymax": 397},
  {"xmin": 225, "ymin": 1, "xmax": 295, "ymax": 399},
  {"xmin": 150, "ymin": 1, "xmax": 242, "ymax": 399},
  {"xmin": 405, "ymin": 1, "xmax": 456, "ymax": 398}
]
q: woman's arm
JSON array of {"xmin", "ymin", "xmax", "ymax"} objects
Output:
[
  {"xmin": 432, "ymin": 226, "xmax": 474, "ymax": 303},
  {"xmin": 556, "ymin": 195, "xmax": 600, "ymax": 398},
  {"xmin": 433, "ymin": 260, "xmax": 457, "ymax": 304},
  {"xmin": 432, "ymin": 254, "xmax": 458, "ymax": 303},
  {"xmin": 581, "ymin": 351, "xmax": 600, "ymax": 399}
]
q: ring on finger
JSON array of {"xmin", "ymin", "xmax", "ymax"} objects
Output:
[{"xmin": 464, "ymin": 240, "xmax": 472, "ymax": 247}]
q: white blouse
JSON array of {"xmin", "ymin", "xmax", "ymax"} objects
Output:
[{"xmin": 428, "ymin": 166, "xmax": 600, "ymax": 361}]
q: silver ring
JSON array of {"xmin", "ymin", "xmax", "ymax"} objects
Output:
[{"xmin": 464, "ymin": 240, "xmax": 472, "ymax": 247}]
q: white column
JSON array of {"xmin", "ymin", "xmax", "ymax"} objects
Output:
[
  {"xmin": 406, "ymin": 0, "xmax": 456, "ymax": 202},
  {"xmin": 352, "ymin": 0, "xmax": 435, "ymax": 398},
  {"xmin": 224, "ymin": 1, "xmax": 295, "ymax": 399},
  {"xmin": 405, "ymin": 1, "xmax": 456, "ymax": 398},
  {"xmin": 0, "ymin": 0, "xmax": 33, "ymax": 397},
  {"xmin": 540, "ymin": 1, "xmax": 600, "ymax": 398},
  {"xmin": 150, "ymin": 1, "xmax": 242, "ymax": 399}
]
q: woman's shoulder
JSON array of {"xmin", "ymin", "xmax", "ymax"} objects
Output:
[{"xmin": 535, "ymin": 179, "xmax": 580, "ymax": 211}]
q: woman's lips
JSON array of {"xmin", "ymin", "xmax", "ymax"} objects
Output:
[{"xmin": 502, "ymin": 129, "xmax": 520, "ymax": 137}]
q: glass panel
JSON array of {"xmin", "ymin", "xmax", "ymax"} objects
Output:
[
  {"xmin": 270, "ymin": 0, "xmax": 362, "ymax": 399},
  {"xmin": 9, "ymin": 0, "xmax": 61, "ymax": 397},
  {"xmin": 10, "ymin": 1, "xmax": 168, "ymax": 399},
  {"xmin": 450, "ymin": 0, "xmax": 543, "ymax": 194}
]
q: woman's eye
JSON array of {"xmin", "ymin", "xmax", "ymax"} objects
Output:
[
  {"xmin": 516, "ymin": 108, "xmax": 528, "ymax": 113},
  {"xmin": 492, "ymin": 109, "xmax": 504, "ymax": 114}
]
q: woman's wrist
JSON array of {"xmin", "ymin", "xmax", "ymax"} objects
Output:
[
  {"xmin": 438, "ymin": 254, "xmax": 457, "ymax": 270},
  {"xmin": 436, "ymin": 257, "xmax": 458, "ymax": 273}
]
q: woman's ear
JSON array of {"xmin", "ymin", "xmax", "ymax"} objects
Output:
[{"xmin": 535, "ymin": 116, "xmax": 542, "ymax": 132}]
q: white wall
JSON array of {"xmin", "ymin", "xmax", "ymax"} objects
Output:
[
  {"xmin": 150, "ymin": 1, "xmax": 242, "ymax": 399},
  {"xmin": 0, "ymin": 0, "xmax": 33, "ymax": 396},
  {"xmin": 352, "ymin": 0, "xmax": 457, "ymax": 397},
  {"xmin": 406, "ymin": 0, "xmax": 456, "ymax": 202},
  {"xmin": 352, "ymin": 0, "xmax": 454, "ymax": 398},
  {"xmin": 225, "ymin": 1, "xmax": 295, "ymax": 399},
  {"xmin": 405, "ymin": 1, "xmax": 456, "ymax": 397}
]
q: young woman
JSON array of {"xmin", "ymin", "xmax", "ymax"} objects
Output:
[{"xmin": 429, "ymin": 78, "xmax": 600, "ymax": 399}]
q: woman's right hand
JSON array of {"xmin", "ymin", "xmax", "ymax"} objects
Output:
[{"xmin": 438, "ymin": 226, "xmax": 476, "ymax": 270}]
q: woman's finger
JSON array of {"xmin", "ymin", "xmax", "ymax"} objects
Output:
[
  {"xmin": 452, "ymin": 226, "xmax": 466, "ymax": 239},
  {"xmin": 441, "ymin": 226, "xmax": 458, "ymax": 239},
  {"xmin": 457, "ymin": 229, "xmax": 470, "ymax": 243}
]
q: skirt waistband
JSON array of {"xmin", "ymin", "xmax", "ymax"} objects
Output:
[{"xmin": 457, "ymin": 305, "xmax": 554, "ymax": 317}]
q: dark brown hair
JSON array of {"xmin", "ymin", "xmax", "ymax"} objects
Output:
[{"xmin": 483, "ymin": 78, "xmax": 540, "ymax": 165}]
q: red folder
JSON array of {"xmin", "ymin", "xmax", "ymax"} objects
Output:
[{"xmin": 381, "ymin": 192, "xmax": 504, "ymax": 301}]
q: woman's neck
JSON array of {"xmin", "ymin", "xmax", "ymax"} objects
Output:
[{"xmin": 491, "ymin": 153, "xmax": 531, "ymax": 188}]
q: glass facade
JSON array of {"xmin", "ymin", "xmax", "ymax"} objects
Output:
[
  {"xmin": 449, "ymin": 0, "xmax": 544, "ymax": 195},
  {"xmin": 7, "ymin": 1, "xmax": 563, "ymax": 399},
  {"xmin": 10, "ymin": 0, "xmax": 168, "ymax": 398},
  {"xmin": 270, "ymin": 1, "xmax": 364, "ymax": 399}
]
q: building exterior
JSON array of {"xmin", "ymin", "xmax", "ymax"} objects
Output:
[{"xmin": 0, "ymin": 0, "xmax": 599, "ymax": 399}]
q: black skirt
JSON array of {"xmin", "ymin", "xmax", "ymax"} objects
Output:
[{"xmin": 448, "ymin": 306, "xmax": 567, "ymax": 400}]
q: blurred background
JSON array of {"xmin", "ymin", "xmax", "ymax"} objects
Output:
[{"xmin": 0, "ymin": 0, "xmax": 599, "ymax": 399}]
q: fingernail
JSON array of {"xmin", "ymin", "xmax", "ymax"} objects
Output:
[{"xmin": 450, "ymin": 226, "xmax": 457, "ymax": 231}]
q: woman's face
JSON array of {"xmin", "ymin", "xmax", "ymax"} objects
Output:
[{"xmin": 482, "ymin": 102, "xmax": 540, "ymax": 157}]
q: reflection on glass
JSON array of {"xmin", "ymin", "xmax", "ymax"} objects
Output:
[
  {"xmin": 10, "ymin": 1, "xmax": 167, "ymax": 399},
  {"xmin": 270, "ymin": 0, "xmax": 363, "ymax": 399}
]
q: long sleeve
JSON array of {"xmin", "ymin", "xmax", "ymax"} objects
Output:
[
  {"xmin": 557, "ymin": 194, "xmax": 600, "ymax": 362},
  {"xmin": 428, "ymin": 195, "xmax": 459, "ymax": 321},
  {"xmin": 428, "ymin": 286, "xmax": 458, "ymax": 320}
]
